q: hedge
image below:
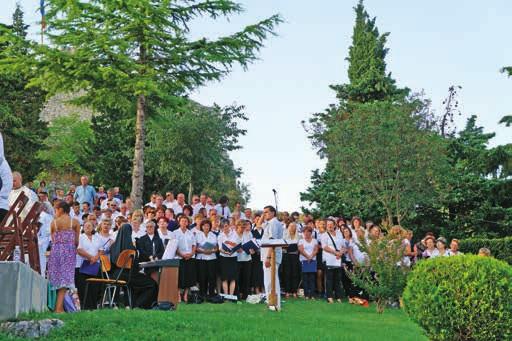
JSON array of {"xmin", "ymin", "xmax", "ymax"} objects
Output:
[
  {"xmin": 458, "ymin": 237, "xmax": 512, "ymax": 264},
  {"xmin": 403, "ymin": 255, "xmax": 512, "ymax": 341}
]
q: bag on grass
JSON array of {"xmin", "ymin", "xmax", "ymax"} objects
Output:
[{"xmin": 47, "ymin": 284, "xmax": 56, "ymax": 311}]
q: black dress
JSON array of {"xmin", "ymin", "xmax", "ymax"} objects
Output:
[{"xmin": 251, "ymin": 228, "xmax": 264, "ymax": 288}]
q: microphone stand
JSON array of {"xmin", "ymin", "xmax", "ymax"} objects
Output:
[{"xmin": 272, "ymin": 189, "xmax": 278, "ymax": 214}]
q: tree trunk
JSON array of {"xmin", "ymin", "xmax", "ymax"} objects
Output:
[
  {"xmin": 130, "ymin": 94, "xmax": 146, "ymax": 209},
  {"xmin": 188, "ymin": 182, "xmax": 193, "ymax": 204}
]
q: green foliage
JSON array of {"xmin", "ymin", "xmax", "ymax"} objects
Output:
[
  {"xmin": 89, "ymin": 106, "xmax": 135, "ymax": 191},
  {"xmin": 4, "ymin": 301, "xmax": 428, "ymax": 341},
  {"xmin": 351, "ymin": 233, "xmax": 411, "ymax": 313},
  {"xmin": 0, "ymin": 7, "xmax": 48, "ymax": 181},
  {"xmin": 327, "ymin": 100, "xmax": 447, "ymax": 225},
  {"xmin": 302, "ymin": 1, "xmax": 411, "ymax": 220},
  {"xmin": 408, "ymin": 116, "xmax": 512, "ymax": 239},
  {"xmin": 403, "ymin": 255, "xmax": 512, "ymax": 341},
  {"xmin": 332, "ymin": 1, "xmax": 408, "ymax": 103},
  {"xmin": 458, "ymin": 237, "xmax": 512, "ymax": 264},
  {"xmin": 36, "ymin": 113, "xmax": 94, "ymax": 180},
  {"xmin": 145, "ymin": 102, "xmax": 249, "ymax": 204}
]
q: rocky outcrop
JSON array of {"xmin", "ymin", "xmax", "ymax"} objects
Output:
[{"xmin": 0, "ymin": 319, "xmax": 64, "ymax": 339}]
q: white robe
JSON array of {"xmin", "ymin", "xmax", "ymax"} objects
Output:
[{"xmin": 0, "ymin": 133, "xmax": 13, "ymax": 211}]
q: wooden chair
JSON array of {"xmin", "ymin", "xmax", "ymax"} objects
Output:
[{"xmin": 84, "ymin": 250, "xmax": 135, "ymax": 309}]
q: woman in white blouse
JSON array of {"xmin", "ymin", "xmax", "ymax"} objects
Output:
[
  {"xmin": 321, "ymin": 219, "xmax": 343, "ymax": 303},
  {"xmin": 157, "ymin": 216, "xmax": 173, "ymax": 247},
  {"xmin": 174, "ymin": 216, "xmax": 196, "ymax": 303},
  {"xmin": 196, "ymin": 219, "xmax": 218, "ymax": 298},
  {"xmin": 96, "ymin": 218, "xmax": 115, "ymax": 254},
  {"xmin": 235, "ymin": 220, "xmax": 253, "ymax": 300},
  {"xmin": 218, "ymin": 219, "xmax": 238, "ymax": 296},
  {"xmin": 76, "ymin": 221, "xmax": 101, "ymax": 309},
  {"xmin": 298, "ymin": 227, "xmax": 318, "ymax": 299}
]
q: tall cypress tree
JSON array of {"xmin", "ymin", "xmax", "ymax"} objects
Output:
[
  {"xmin": 332, "ymin": 0, "xmax": 406, "ymax": 104},
  {"xmin": 302, "ymin": 1, "xmax": 408, "ymax": 217}
]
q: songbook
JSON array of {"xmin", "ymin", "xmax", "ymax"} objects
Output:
[
  {"xmin": 222, "ymin": 242, "xmax": 242, "ymax": 254},
  {"xmin": 200, "ymin": 242, "xmax": 217, "ymax": 251},
  {"xmin": 242, "ymin": 239, "xmax": 260, "ymax": 254},
  {"xmin": 301, "ymin": 260, "xmax": 317, "ymax": 272}
]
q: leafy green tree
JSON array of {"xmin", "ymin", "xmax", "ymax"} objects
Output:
[
  {"xmin": 145, "ymin": 102, "xmax": 249, "ymax": 204},
  {"xmin": 0, "ymin": 4, "xmax": 48, "ymax": 180},
  {"xmin": 36, "ymin": 113, "xmax": 95, "ymax": 181},
  {"xmin": 20, "ymin": 0, "xmax": 281, "ymax": 208},
  {"xmin": 326, "ymin": 100, "xmax": 447, "ymax": 225}
]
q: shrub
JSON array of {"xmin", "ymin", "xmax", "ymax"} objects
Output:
[
  {"xmin": 459, "ymin": 237, "xmax": 512, "ymax": 265},
  {"xmin": 351, "ymin": 233, "xmax": 411, "ymax": 313},
  {"xmin": 403, "ymin": 255, "xmax": 512, "ymax": 341}
]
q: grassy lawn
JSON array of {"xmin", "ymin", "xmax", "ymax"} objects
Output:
[{"xmin": 1, "ymin": 300, "xmax": 427, "ymax": 340}]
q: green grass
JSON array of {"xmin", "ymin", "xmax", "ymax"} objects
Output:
[{"xmin": 1, "ymin": 300, "xmax": 427, "ymax": 340}]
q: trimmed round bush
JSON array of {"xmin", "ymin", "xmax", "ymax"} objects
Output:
[{"xmin": 403, "ymin": 255, "xmax": 512, "ymax": 341}]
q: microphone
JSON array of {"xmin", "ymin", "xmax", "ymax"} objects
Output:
[{"xmin": 272, "ymin": 189, "xmax": 276, "ymax": 193}]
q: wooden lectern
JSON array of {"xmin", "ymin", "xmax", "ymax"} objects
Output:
[
  {"xmin": 260, "ymin": 242, "xmax": 288, "ymax": 308},
  {"xmin": 139, "ymin": 259, "xmax": 180, "ymax": 308}
]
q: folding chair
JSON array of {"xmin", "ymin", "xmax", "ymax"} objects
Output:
[{"xmin": 84, "ymin": 249, "xmax": 135, "ymax": 309}]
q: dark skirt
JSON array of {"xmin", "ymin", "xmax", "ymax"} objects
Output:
[
  {"xmin": 251, "ymin": 254, "xmax": 263, "ymax": 288},
  {"xmin": 178, "ymin": 258, "xmax": 197, "ymax": 289},
  {"xmin": 316, "ymin": 249, "xmax": 324, "ymax": 270},
  {"xmin": 219, "ymin": 256, "xmax": 237, "ymax": 281}
]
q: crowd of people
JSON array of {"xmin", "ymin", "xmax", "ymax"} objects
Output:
[{"xmin": 5, "ymin": 171, "xmax": 480, "ymax": 312}]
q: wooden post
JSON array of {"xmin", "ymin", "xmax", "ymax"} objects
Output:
[{"xmin": 269, "ymin": 248, "xmax": 277, "ymax": 307}]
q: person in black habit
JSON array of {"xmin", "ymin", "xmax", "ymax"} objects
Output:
[
  {"xmin": 110, "ymin": 223, "xmax": 158, "ymax": 309},
  {"xmin": 136, "ymin": 220, "xmax": 165, "ymax": 282}
]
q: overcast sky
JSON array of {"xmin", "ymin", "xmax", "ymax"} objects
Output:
[{"xmin": 2, "ymin": 0, "xmax": 511, "ymax": 211}]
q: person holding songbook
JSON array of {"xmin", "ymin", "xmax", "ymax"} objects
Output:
[
  {"xmin": 298, "ymin": 227, "xmax": 318, "ymax": 299},
  {"xmin": 218, "ymin": 219, "xmax": 239, "ymax": 296},
  {"xmin": 174, "ymin": 215, "xmax": 197, "ymax": 303},
  {"xmin": 321, "ymin": 219, "xmax": 343, "ymax": 303},
  {"xmin": 235, "ymin": 220, "xmax": 253, "ymax": 300},
  {"xmin": 283, "ymin": 222, "xmax": 301, "ymax": 298},
  {"xmin": 196, "ymin": 219, "xmax": 218, "ymax": 298}
]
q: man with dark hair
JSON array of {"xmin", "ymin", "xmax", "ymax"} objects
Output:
[
  {"xmin": 215, "ymin": 195, "xmax": 231, "ymax": 219},
  {"xmin": 260, "ymin": 205, "xmax": 284, "ymax": 311}
]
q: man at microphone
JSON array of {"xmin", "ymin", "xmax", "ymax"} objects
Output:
[{"xmin": 259, "ymin": 205, "xmax": 283, "ymax": 311}]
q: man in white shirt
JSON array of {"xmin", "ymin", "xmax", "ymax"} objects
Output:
[
  {"xmin": 260, "ymin": 205, "xmax": 284, "ymax": 311},
  {"xmin": 100, "ymin": 189, "xmax": 121, "ymax": 210},
  {"xmin": 144, "ymin": 193, "xmax": 158, "ymax": 208},
  {"xmin": 193, "ymin": 193, "xmax": 213, "ymax": 217},
  {"xmin": 8, "ymin": 171, "xmax": 39, "ymax": 221},
  {"xmin": 163, "ymin": 192, "xmax": 176, "ymax": 209},
  {"xmin": 215, "ymin": 195, "xmax": 231, "ymax": 219},
  {"xmin": 172, "ymin": 193, "xmax": 186, "ymax": 215}
]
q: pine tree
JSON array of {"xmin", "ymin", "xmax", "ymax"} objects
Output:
[
  {"xmin": 12, "ymin": 3, "xmax": 27, "ymax": 39},
  {"xmin": 21, "ymin": 0, "xmax": 281, "ymax": 208}
]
